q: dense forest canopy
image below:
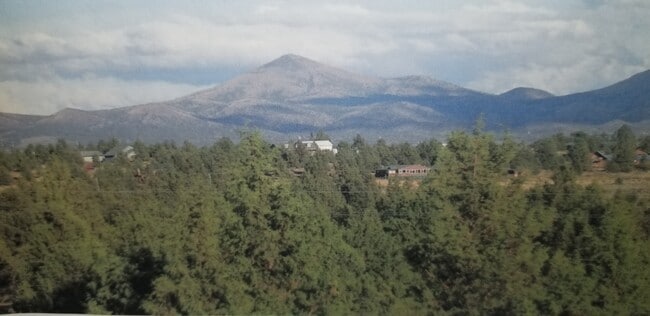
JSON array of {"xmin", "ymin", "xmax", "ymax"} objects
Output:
[{"xmin": 1, "ymin": 125, "xmax": 649, "ymax": 314}]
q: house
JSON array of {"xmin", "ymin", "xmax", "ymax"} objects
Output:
[
  {"xmin": 375, "ymin": 164, "xmax": 431, "ymax": 178},
  {"xmin": 313, "ymin": 140, "xmax": 334, "ymax": 151},
  {"xmin": 104, "ymin": 145, "xmax": 136, "ymax": 161},
  {"xmin": 291, "ymin": 139, "xmax": 338, "ymax": 154},
  {"xmin": 591, "ymin": 151, "xmax": 611, "ymax": 171},
  {"xmin": 79, "ymin": 150, "xmax": 105, "ymax": 163}
]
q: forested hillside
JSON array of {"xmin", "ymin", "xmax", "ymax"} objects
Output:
[{"xmin": 1, "ymin": 127, "xmax": 649, "ymax": 314}]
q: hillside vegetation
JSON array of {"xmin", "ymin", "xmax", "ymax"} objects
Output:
[{"xmin": 0, "ymin": 126, "xmax": 649, "ymax": 314}]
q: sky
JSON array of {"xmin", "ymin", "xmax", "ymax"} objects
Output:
[{"xmin": 0, "ymin": 0, "xmax": 649, "ymax": 115}]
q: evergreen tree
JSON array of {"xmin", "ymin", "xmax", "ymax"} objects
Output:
[
  {"xmin": 534, "ymin": 138, "xmax": 562, "ymax": 170},
  {"xmin": 374, "ymin": 138, "xmax": 396, "ymax": 166},
  {"xmin": 1, "ymin": 130, "xmax": 649, "ymax": 314},
  {"xmin": 609, "ymin": 124, "xmax": 636, "ymax": 172},
  {"xmin": 416, "ymin": 138, "xmax": 442, "ymax": 166},
  {"xmin": 568, "ymin": 135, "xmax": 591, "ymax": 173},
  {"xmin": 392, "ymin": 142, "xmax": 422, "ymax": 165}
]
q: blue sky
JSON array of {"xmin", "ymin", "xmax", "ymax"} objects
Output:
[{"xmin": 1, "ymin": 0, "xmax": 649, "ymax": 115}]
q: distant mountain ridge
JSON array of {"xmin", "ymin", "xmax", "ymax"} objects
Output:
[
  {"xmin": 499, "ymin": 87, "xmax": 554, "ymax": 101},
  {"xmin": 1, "ymin": 54, "xmax": 649, "ymax": 146}
]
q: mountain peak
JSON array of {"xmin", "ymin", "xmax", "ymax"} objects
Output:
[
  {"xmin": 182, "ymin": 54, "xmax": 384, "ymax": 104},
  {"xmin": 500, "ymin": 87, "xmax": 554, "ymax": 101},
  {"xmin": 277, "ymin": 53, "xmax": 310, "ymax": 61},
  {"xmin": 260, "ymin": 54, "xmax": 320, "ymax": 70}
]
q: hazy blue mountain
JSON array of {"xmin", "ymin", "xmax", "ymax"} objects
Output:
[
  {"xmin": 1, "ymin": 55, "xmax": 648, "ymax": 146},
  {"xmin": 521, "ymin": 70, "xmax": 650, "ymax": 124}
]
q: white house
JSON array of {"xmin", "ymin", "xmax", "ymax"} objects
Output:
[
  {"xmin": 291, "ymin": 139, "xmax": 338, "ymax": 154},
  {"xmin": 313, "ymin": 140, "xmax": 334, "ymax": 151}
]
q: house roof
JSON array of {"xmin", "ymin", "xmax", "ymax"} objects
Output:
[
  {"xmin": 380, "ymin": 164, "xmax": 430, "ymax": 170},
  {"xmin": 300, "ymin": 140, "xmax": 332, "ymax": 144},
  {"xmin": 314, "ymin": 140, "xmax": 333, "ymax": 147},
  {"xmin": 594, "ymin": 151, "xmax": 612, "ymax": 160},
  {"xmin": 105, "ymin": 145, "xmax": 135, "ymax": 157},
  {"xmin": 297, "ymin": 139, "xmax": 334, "ymax": 150},
  {"xmin": 398, "ymin": 164, "xmax": 430, "ymax": 170}
]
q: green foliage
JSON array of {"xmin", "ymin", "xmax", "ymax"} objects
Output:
[
  {"xmin": 639, "ymin": 135, "xmax": 650, "ymax": 152},
  {"xmin": 0, "ymin": 167, "xmax": 11, "ymax": 186},
  {"xmin": 568, "ymin": 135, "xmax": 591, "ymax": 173},
  {"xmin": 416, "ymin": 138, "xmax": 442, "ymax": 166},
  {"xmin": 533, "ymin": 138, "xmax": 563, "ymax": 170},
  {"xmin": 511, "ymin": 144, "xmax": 541, "ymax": 173},
  {"xmin": 609, "ymin": 124, "xmax": 636, "ymax": 172},
  {"xmin": 1, "ymin": 131, "xmax": 649, "ymax": 314},
  {"xmin": 409, "ymin": 128, "xmax": 557, "ymax": 314}
]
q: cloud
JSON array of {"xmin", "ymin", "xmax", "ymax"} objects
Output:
[
  {"xmin": 0, "ymin": 77, "xmax": 208, "ymax": 115},
  {"xmin": 0, "ymin": 0, "xmax": 648, "ymax": 114},
  {"xmin": 467, "ymin": 58, "xmax": 645, "ymax": 95},
  {"xmin": 0, "ymin": 13, "xmax": 394, "ymax": 78},
  {"xmin": 464, "ymin": 0, "xmax": 650, "ymax": 94}
]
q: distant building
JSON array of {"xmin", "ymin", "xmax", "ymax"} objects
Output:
[
  {"xmin": 375, "ymin": 164, "xmax": 431, "ymax": 178},
  {"xmin": 288, "ymin": 139, "xmax": 338, "ymax": 154},
  {"xmin": 79, "ymin": 150, "xmax": 104, "ymax": 163},
  {"xmin": 591, "ymin": 151, "xmax": 612, "ymax": 171},
  {"xmin": 105, "ymin": 145, "xmax": 136, "ymax": 161}
]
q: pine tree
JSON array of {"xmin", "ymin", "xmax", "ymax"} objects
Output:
[
  {"xmin": 568, "ymin": 136, "xmax": 591, "ymax": 173},
  {"xmin": 609, "ymin": 124, "xmax": 636, "ymax": 172}
]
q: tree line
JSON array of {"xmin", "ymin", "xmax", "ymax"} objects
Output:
[{"xmin": 0, "ymin": 125, "xmax": 649, "ymax": 314}]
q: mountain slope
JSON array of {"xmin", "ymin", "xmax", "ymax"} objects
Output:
[
  {"xmin": 175, "ymin": 54, "xmax": 384, "ymax": 114},
  {"xmin": 0, "ymin": 113, "xmax": 44, "ymax": 132},
  {"xmin": 1, "ymin": 55, "xmax": 649, "ymax": 146},
  {"xmin": 168, "ymin": 54, "xmax": 474, "ymax": 134},
  {"xmin": 512, "ymin": 70, "xmax": 650, "ymax": 125}
]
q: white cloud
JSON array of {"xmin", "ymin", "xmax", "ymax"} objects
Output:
[
  {"xmin": 0, "ymin": 0, "xmax": 648, "ymax": 114},
  {"xmin": 463, "ymin": 0, "xmax": 650, "ymax": 94},
  {"xmin": 467, "ymin": 58, "xmax": 646, "ymax": 95},
  {"xmin": 1, "ymin": 13, "xmax": 395, "ymax": 75},
  {"xmin": 0, "ymin": 77, "xmax": 208, "ymax": 115}
]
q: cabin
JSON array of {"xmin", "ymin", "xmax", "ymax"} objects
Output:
[
  {"xmin": 375, "ymin": 164, "xmax": 431, "ymax": 178},
  {"xmin": 591, "ymin": 151, "xmax": 611, "ymax": 171}
]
